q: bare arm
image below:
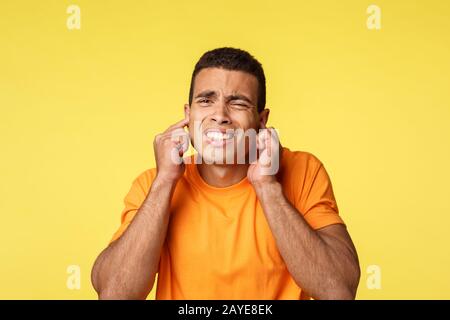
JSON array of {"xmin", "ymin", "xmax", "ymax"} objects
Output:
[
  {"xmin": 253, "ymin": 181, "xmax": 360, "ymax": 300},
  {"xmin": 91, "ymin": 118, "xmax": 190, "ymax": 299},
  {"xmin": 91, "ymin": 176, "xmax": 176, "ymax": 299},
  {"xmin": 247, "ymin": 126, "xmax": 360, "ymax": 300}
]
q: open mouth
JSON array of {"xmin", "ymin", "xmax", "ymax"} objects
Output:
[{"xmin": 203, "ymin": 129, "xmax": 235, "ymax": 147}]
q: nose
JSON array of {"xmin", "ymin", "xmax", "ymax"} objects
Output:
[{"xmin": 211, "ymin": 103, "xmax": 231, "ymax": 125}]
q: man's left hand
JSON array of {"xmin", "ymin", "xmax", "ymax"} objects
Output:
[{"xmin": 247, "ymin": 124, "xmax": 282, "ymax": 187}]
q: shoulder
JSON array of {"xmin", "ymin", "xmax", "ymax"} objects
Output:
[
  {"xmin": 130, "ymin": 167, "xmax": 158, "ymax": 192},
  {"xmin": 281, "ymin": 147, "xmax": 324, "ymax": 175}
]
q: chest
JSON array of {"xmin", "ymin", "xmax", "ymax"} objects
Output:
[{"xmin": 166, "ymin": 190, "xmax": 285, "ymax": 273}]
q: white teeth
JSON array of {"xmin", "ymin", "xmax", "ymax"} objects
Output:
[{"xmin": 206, "ymin": 131, "xmax": 234, "ymax": 141}]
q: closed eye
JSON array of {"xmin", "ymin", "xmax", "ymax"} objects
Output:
[
  {"xmin": 197, "ymin": 98, "xmax": 212, "ymax": 105},
  {"xmin": 230, "ymin": 100, "xmax": 250, "ymax": 108}
]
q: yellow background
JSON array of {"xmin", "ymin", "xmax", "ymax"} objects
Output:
[{"xmin": 1, "ymin": 0, "xmax": 449, "ymax": 299}]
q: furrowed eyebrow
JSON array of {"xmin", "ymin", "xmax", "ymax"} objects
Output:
[
  {"xmin": 194, "ymin": 91, "xmax": 255, "ymax": 106},
  {"xmin": 194, "ymin": 90, "xmax": 218, "ymax": 99},
  {"xmin": 226, "ymin": 94, "xmax": 253, "ymax": 105}
]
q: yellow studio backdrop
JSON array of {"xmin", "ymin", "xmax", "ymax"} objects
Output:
[{"xmin": 1, "ymin": 0, "xmax": 449, "ymax": 299}]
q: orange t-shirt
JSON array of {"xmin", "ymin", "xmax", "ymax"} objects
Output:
[{"xmin": 110, "ymin": 147, "xmax": 344, "ymax": 299}]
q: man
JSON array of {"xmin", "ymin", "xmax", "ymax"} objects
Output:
[{"xmin": 91, "ymin": 47, "xmax": 360, "ymax": 300}]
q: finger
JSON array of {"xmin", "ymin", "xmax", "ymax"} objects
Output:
[
  {"xmin": 168, "ymin": 131, "xmax": 189, "ymax": 155},
  {"xmin": 159, "ymin": 128, "xmax": 187, "ymax": 144},
  {"xmin": 266, "ymin": 128, "xmax": 278, "ymax": 157},
  {"xmin": 257, "ymin": 129, "xmax": 268, "ymax": 150},
  {"xmin": 178, "ymin": 132, "xmax": 190, "ymax": 155},
  {"xmin": 255, "ymin": 129, "xmax": 266, "ymax": 161},
  {"xmin": 179, "ymin": 139, "xmax": 189, "ymax": 156},
  {"xmin": 164, "ymin": 118, "xmax": 189, "ymax": 134},
  {"xmin": 268, "ymin": 128, "xmax": 280, "ymax": 155},
  {"xmin": 257, "ymin": 129, "xmax": 278, "ymax": 165},
  {"xmin": 169, "ymin": 134, "xmax": 190, "ymax": 164},
  {"xmin": 170, "ymin": 141, "xmax": 183, "ymax": 165},
  {"xmin": 160, "ymin": 129, "xmax": 189, "ymax": 146},
  {"xmin": 165, "ymin": 127, "xmax": 187, "ymax": 139}
]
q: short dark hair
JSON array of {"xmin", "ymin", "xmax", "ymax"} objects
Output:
[{"xmin": 188, "ymin": 47, "xmax": 266, "ymax": 113}]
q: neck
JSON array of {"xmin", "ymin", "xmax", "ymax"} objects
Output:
[{"xmin": 197, "ymin": 162, "xmax": 249, "ymax": 188}]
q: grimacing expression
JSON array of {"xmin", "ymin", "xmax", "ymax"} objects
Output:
[{"xmin": 185, "ymin": 67, "xmax": 268, "ymax": 164}]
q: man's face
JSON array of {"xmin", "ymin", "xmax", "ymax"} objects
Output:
[{"xmin": 185, "ymin": 67, "xmax": 268, "ymax": 164}]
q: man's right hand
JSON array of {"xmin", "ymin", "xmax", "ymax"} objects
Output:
[
  {"xmin": 153, "ymin": 118, "xmax": 190, "ymax": 184},
  {"xmin": 92, "ymin": 118, "xmax": 190, "ymax": 299}
]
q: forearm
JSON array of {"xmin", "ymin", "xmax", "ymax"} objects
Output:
[
  {"xmin": 92, "ymin": 176, "xmax": 175, "ymax": 299},
  {"xmin": 254, "ymin": 181, "xmax": 358, "ymax": 300}
]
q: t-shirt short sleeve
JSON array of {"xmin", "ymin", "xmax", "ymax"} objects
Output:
[
  {"xmin": 109, "ymin": 168, "xmax": 157, "ymax": 244},
  {"xmin": 295, "ymin": 155, "xmax": 345, "ymax": 230}
]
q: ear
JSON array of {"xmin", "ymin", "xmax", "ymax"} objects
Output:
[
  {"xmin": 184, "ymin": 103, "xmax": 190, "ymax": 121},
  {"xmin": 258, "ymin": 108, "xmax": 270, "ymax": 129}
]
